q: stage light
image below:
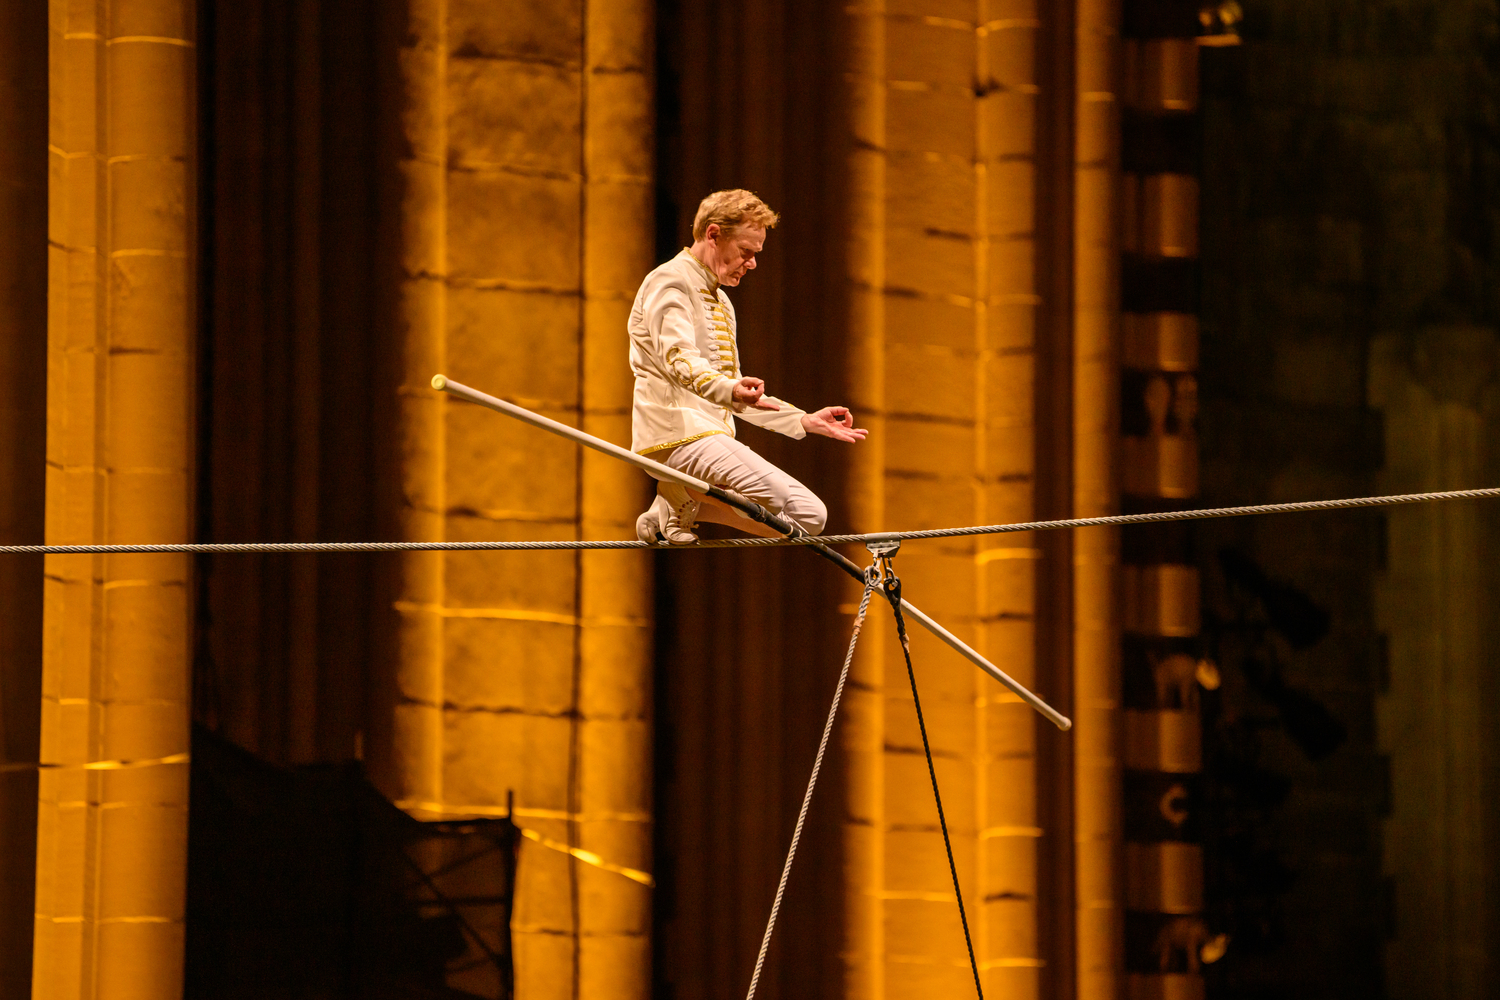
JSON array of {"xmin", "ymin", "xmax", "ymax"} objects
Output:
[{"xmin": 1199, "ymin": 2, "xmax": 1243, "ymax": 47}]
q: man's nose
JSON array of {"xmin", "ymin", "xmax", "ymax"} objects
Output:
[{"xmin": 746, "ymin": 257, "xmax": 756, "ymax": 269}]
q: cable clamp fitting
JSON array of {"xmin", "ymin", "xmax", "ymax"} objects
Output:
[{"xmin": 865, "ymin": 534, "xmax": 901, "ymax": 586}]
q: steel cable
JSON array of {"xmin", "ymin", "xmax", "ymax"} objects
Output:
[{"xmin": 4, "ymin": 485, "xmax": 1497, "ymax": 555}]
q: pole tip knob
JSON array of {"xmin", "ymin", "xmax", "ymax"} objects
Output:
[{"xmin": 431, "ymin": 374, "xmax": 447, "ymax": 391}]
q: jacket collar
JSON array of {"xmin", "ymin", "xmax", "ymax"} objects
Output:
[{"xmin": 682, "ymin": 248, "xmax": 719, "ymax": 292}]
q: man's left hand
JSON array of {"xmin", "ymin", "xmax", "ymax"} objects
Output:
[{"xmin": 801, "ymin": 406, "xmax": 868, "ymax": 443}]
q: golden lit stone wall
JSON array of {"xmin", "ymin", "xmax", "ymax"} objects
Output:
[
  {"xmin": 34, "ymin": 2, "xmax": 197, "ymax": 998},
  {"xmin": 377, "ymin": 2, "xmax": 654, "ymax": 998},
  {"xmin": 843, "ymin": 3, "xmax": 1055, "ymax": 997}
]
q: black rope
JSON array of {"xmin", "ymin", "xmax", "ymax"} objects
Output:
[{"xmin": 880, "ymin": 569, "xmax": 985, "ymax": 1000}]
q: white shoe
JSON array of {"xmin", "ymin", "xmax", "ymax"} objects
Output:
[
  {"xmin": 635, "ymin": 488, "xmax": 700, "ymax": 545},
  {"xmin": 660, "ymin": 484, "xmax": 700, "ymax": 543},
  {"xmin": 635, "ymin": 493, "xmax": 667, "ymax": 543}
]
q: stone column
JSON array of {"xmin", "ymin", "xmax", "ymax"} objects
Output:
[
  {"xmin": 1119, "ymin": 12, "xmax": 1210, "ymax": 998},
  {"xmin": 34, "ymin": 2, "xmax": 197, "ymax": 998},
  {"xmin": 376, "ymin": 2, "xmax": 653, "ymax": 997},
  {"xmin": 842, "ymin": 3, "xmax": 1054, "ymax": 997}
]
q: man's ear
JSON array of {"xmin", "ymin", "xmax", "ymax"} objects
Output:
[{"xmin": 705, "ymin": 223, "xmax": 720, "ymax": 242}]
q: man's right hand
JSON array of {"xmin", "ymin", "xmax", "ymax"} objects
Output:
[{"xmin": 732, "ymin": 376, "xmax": 781, "ymax": 411}]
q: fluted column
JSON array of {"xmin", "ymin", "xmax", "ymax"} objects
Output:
[
  {"xmin": 1119, "ymin": 10, "xmax": 1210, "ymax": 998},
  {"xmin": 1074, "ymin": 1, "xmax": 1124, "ymax": 998},
  {"xmin": 842, "ymin": 2, "xmax": 888, "ymax": 997},
  {"xmin": 35, "ymin": 2, "xmax": 197, "ymax": 999},
  {"xmin": 576, "ymin": 0, "xmax": 655, "ymax": 994},
  {"xmin": 381, "ymin": 0, "xmax": 446, "ymax": 827},
  {"xmin": 975, "ymin": 6, "xmax": 1048, "ymax": 998},
  {"xmin": 376, "ymin": 2, "xmax": 653, "ymax": 998}
]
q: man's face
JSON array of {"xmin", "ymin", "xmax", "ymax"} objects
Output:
[{"xmin": 711, "ymin": 224, "xmax": 765, "ymax": 286}]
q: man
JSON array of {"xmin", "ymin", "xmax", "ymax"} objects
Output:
[{"xmin": 630, "ymin": 189, "xmax": 866, "ymax": 544}]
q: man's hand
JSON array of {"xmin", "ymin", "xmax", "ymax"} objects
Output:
[
  {"xmin": 732, "ymin": 376, "xmax": 781, "ymax": 411},
  {"xmin": 801, "ymin": 406, "xmax": 868, "ymax": 443}
]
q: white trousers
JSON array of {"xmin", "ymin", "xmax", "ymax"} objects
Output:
[{"xmin": 657, "ymin": 434, "xmax": 827, "ymax": 535}]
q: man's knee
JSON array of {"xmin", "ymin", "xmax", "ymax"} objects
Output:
[{"xmin": 784, "ymin": 488, "xmax": 827, "ymax": 535}]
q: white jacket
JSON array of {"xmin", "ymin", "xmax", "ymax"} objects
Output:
[{"xmin": 629, "ymin": 249, "xmax": 808, "ymax": 455}]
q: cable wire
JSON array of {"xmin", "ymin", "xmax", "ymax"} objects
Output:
[
  {"xmin": 745, "ymin": 573, "xmax": 878, "ymax": 1000},
  {"xmin": 4, "ymin": 485, "xmax": 1497, "ymax": 555}
]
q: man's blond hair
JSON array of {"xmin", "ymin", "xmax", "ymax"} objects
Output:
[{"xmin": 692, "ymin": 189, "xmax": 780, "ymax": 241}]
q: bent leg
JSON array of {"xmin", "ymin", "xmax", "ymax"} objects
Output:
[
  {"xmin": 689, "ymin": 493, "xmax": 784, "ymax": 538},
  {"xmin": 664, "ymin": 435, "xmax": 828, "ymax": 534}
]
